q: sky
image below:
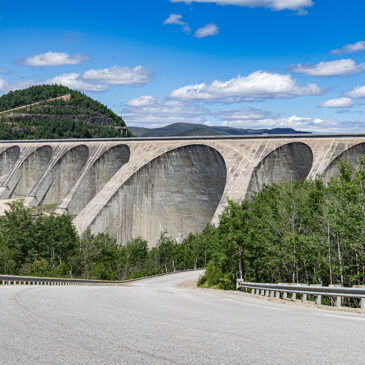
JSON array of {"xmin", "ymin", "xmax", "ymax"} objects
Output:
[{"xmin": 1, "ymin": 0, "xmax": 365, "ymax": 133}]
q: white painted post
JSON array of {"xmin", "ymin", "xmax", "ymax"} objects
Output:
[{"xmin": 330, "ymin": 285, "xmax": 342, "ymax": 308}]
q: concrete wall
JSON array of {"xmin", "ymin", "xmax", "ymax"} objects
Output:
[
  {"xmin": 0, "ymin": 146, "xmax": 20, "ymax": 184},
  {"xmin": 67, "ymin": 144, "xmax": 130, "ymax": 214},
  {"xmin": 11, "ymin": 145, "xmax": 52, "ymax": 198},
  {"xmin": 246, "ymin": 142, "xmax": 313, "ymax": 200},
  {"xmin": 88, "ymin": 144, "xmax": 226, "ymax": 246},
  {"xmin": 322, "ymin": 142, "xmax": 365, "ymax": 184},
  {"xmin": 0, "ymin": 135, "xmax": 365, "ymax": 246}
]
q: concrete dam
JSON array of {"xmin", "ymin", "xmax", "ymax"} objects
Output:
[{"xmin": 0, "ymin": 134, "xmax": 364, "ymax": 246}]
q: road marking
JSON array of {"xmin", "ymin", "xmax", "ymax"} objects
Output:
[
  {"xmin": 263, "ymin": 306, "xmax": 287, "ymax": 311},
  {"xmin": 315, "ymin": 313, "xmax": 365, "ymax": 321},
  {"xmin": 224, "ymin": 298, "xmax": 287, "ymax": 310}
]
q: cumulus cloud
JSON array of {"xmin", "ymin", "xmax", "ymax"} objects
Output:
[
  {"xmin": 216, "ymin": 107, "xmax": 277, "ymax": 121},
  {"xmin": 163, "ymin": 14, "xmax": 190, "ymax": 33},
  {"xmin": 45, "ymin": 73, "xmax": 108, "ymax": 92},
  {"xmin": 169, "ymin": 70, "xmax": 321, "ymax": 102},
  {"xmin": 0, "ymin": 77, "xmax": 36, "ymax": 93},
  {"xmin": 15, "ymin": 51, "xmax": 89, "ymax": 67},
  {"xmin": 291, "ymin": 59, "xmax": 365, "ymax": 77},
  {"xmin": 345, "ymin": 85, "xmax": 365, "ymax": 99},
  {"xmin": 170, "ymin": 0, "xmax": 313, "ymax": 12},
  {"xmin": 9, "ymin": 80, "xmax": 36, "ymax": 91},
  {"xmin": 123, "ymin": 95, "xmax": 209, "ymax": 124},
  {"xmin": 219, "ymin": 114, "xmax": 339, "ymax": 133},
  {"xmin": 82, "ymin": 66, "xmax": 152, "ymax": 87},
  {"xmin": 331, "ymin": 41, "xmax": 365, "ymax": 55},
  {"xmin": 214, "ymin": 106, "xmax": 338, "ymax": 132},
  {"xmin": 194, "ymin": 23, "xmax": 219, "ymax": 38},
  {"xmin": 0, "ymin": 77, "xmax": 9, "ymax": 92},
  {"xmin": 319, "ymin": 97, "xmax": 354, "ymax": 108},
  {"xmin": 43, "ymin": 65, "xmax": 153, "ymax": 92}
]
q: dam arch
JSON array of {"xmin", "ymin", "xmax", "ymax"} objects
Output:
[
  {"xmin": 67, "ymin": 144, "xmax": 130, "ymax": 214},
  {"xmin": 322, "ymin": 142, "xmax": 365, "ymax": 184},
  {"xmin": 0, "ymin": 146, "xmax": 20, "ymax": 184},
  {"xmin": 88, "ymin": 144, "xmax": 227, "ymax": 246},
  {"xmin": 39, "ymin": 145, "xmax": 89, "ymax": 206},
  {"xmin": 12, "ymin": 145, "xmax": 52, "ymax": 198},
  {"xmin": 246, "ymin": 142, "xmax": 313, "ymax": 200}
]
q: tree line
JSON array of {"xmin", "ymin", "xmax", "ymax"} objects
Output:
[
  {"xmin": 198, "ymin": 160, "xmax": 365, "ymax": 289},
  {"xmin": 0, "ymin": 203, "xmax": 212, "ymax": 280}
]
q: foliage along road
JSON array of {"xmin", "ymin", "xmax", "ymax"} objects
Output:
[{"xmin": 0, "ymin": 271, "xmax": 364, "ymax": 364}]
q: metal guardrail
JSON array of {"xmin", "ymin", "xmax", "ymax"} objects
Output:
[
  {"xmin": 0, "ymin": 269, "xmax": 202, "ymax": 287},
  {"xmin": 236, "ymin": 280, "xmax": 365, "ymax": 311}
]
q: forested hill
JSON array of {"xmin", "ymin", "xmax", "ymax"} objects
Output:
[{"xmin": 0, "ymin": 85, "xmax": 130, "ymax": 139}]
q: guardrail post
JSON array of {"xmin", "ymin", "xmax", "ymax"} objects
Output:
[
  {"xmin": 353, "ymin": 285, "xmax": 365, "ymax": 311},
  {"xmin": 275, "ymin": 291, "xmax": 280, "ymax": 299},
  {"xmin": 330, "ymin": 285, "xmax": 342, "ymax": 307},
  {"xmin": 310, "ymin": 284, "xmax": 322, "ymax": 305},
  {"xmin": 292, "ymin": 292, "xmax": 297, "ymax": 301}
]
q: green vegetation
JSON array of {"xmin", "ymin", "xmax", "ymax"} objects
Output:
[
  {"xmin": 0, "ymin": 85, "xmax": 132, "ymax": 139},
  {"xmin": 1, "ymin": 160, "xmax": 364, "ymax": 288},
  {"xmin": 198, "ymin": 160, "xmax": 365, "ymax": 290},
  {"xmin": 0, "ymin": 203, "xmax": 211, "ymax": 280}
]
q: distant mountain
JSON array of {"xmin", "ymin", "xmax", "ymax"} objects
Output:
[{"xmin": 129, "ymin": 123, "xmax": 310, "ymax": 137}]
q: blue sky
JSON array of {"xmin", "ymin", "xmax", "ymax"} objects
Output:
[{"xmin": 1, "ymin": 0, "xmax": 365, "ymax": 132}]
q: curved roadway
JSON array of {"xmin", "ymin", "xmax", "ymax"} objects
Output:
[{"xmin": 0, "ymin": 271, "xmax": 364, "ymax": 364}]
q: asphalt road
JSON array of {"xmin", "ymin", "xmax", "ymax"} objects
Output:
[{"xmin": 0, "ymin": 271, "xmax": 364, "ymax": 364}]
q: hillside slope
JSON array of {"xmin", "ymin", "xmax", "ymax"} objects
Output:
[
  {"xmin": 129, "ymin": 123, "xmax": 310, "ymax": 137},
  {"xmin": 0, "ymin": 85, "xmax": 130, "ymax": 139}
]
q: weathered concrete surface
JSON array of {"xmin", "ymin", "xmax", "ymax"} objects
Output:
[
  {"xmin": 246, "ymin": 142, "xmax": 313, "ymax": 200},
  {"xmin": 88, "ymin": 144, "xmax": 226, "ymax": 245},
  {"xmin": 1, "ymin": 135, "xmax": 365, "ymax": 245},
  {"xmin": 0, "ymin": 271, "xmax": 364, "ymax": 365}
]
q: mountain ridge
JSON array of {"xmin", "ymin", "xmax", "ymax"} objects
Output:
[{"xmin": 129, "ymin": 123, "xmax": 311, "ymax": 137}]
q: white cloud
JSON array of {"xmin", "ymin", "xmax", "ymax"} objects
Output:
[
  {"xmin": 82, "ymin": 66, "xmax": 152, "ymax": 87},
  {"xmin": 345, "ymin": 85, "xmax": 365, "ymax": 99},
  {"xmin": 169, "ymin": 70, "xmax": 321, "ymax": 102},
  {"xmin": 194, "ymin": 23, "xmax": 219, "ymax": 38},
  {"xmin": 332, "ymin": 41, "xmax": 365, "ymax": 55},
  {"xmin": 123, "ymin": 96, "xmax": 209, "ymax": 124},
  {"xmin": 319, "ymin": 97, "xmax": 354, "ymax": 108},
  {"xmin": 45, "ymin": 73, "xmax": 108, "ymax": 92},
  {"xmin": 163, "ymin": 14, "xmax": 191, "ymax": 33},
  {"xmin": 15, "ymin": 51, "xmax": 89, "ymax": 67},
  {"xmin": 220, "ymin": 114, "xmax": 339, "ymax": 133},
  {"xmin": 0, "ymin": 77, "xmax": 9, "ymax": 92},
  {"xmin": 170, "ymin": 0, "xmax": 313, "ymax": 12},
  {"xmin": 291, "ymin": 59, "xmax": 365, "ymax": 77},
  {"xmin": 216, "ymin": 107, "xmax": 277, "ymax": 120},
  {"xmin": 9, "ymin": 80, "xmax": 36, "ymax": 91}
]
